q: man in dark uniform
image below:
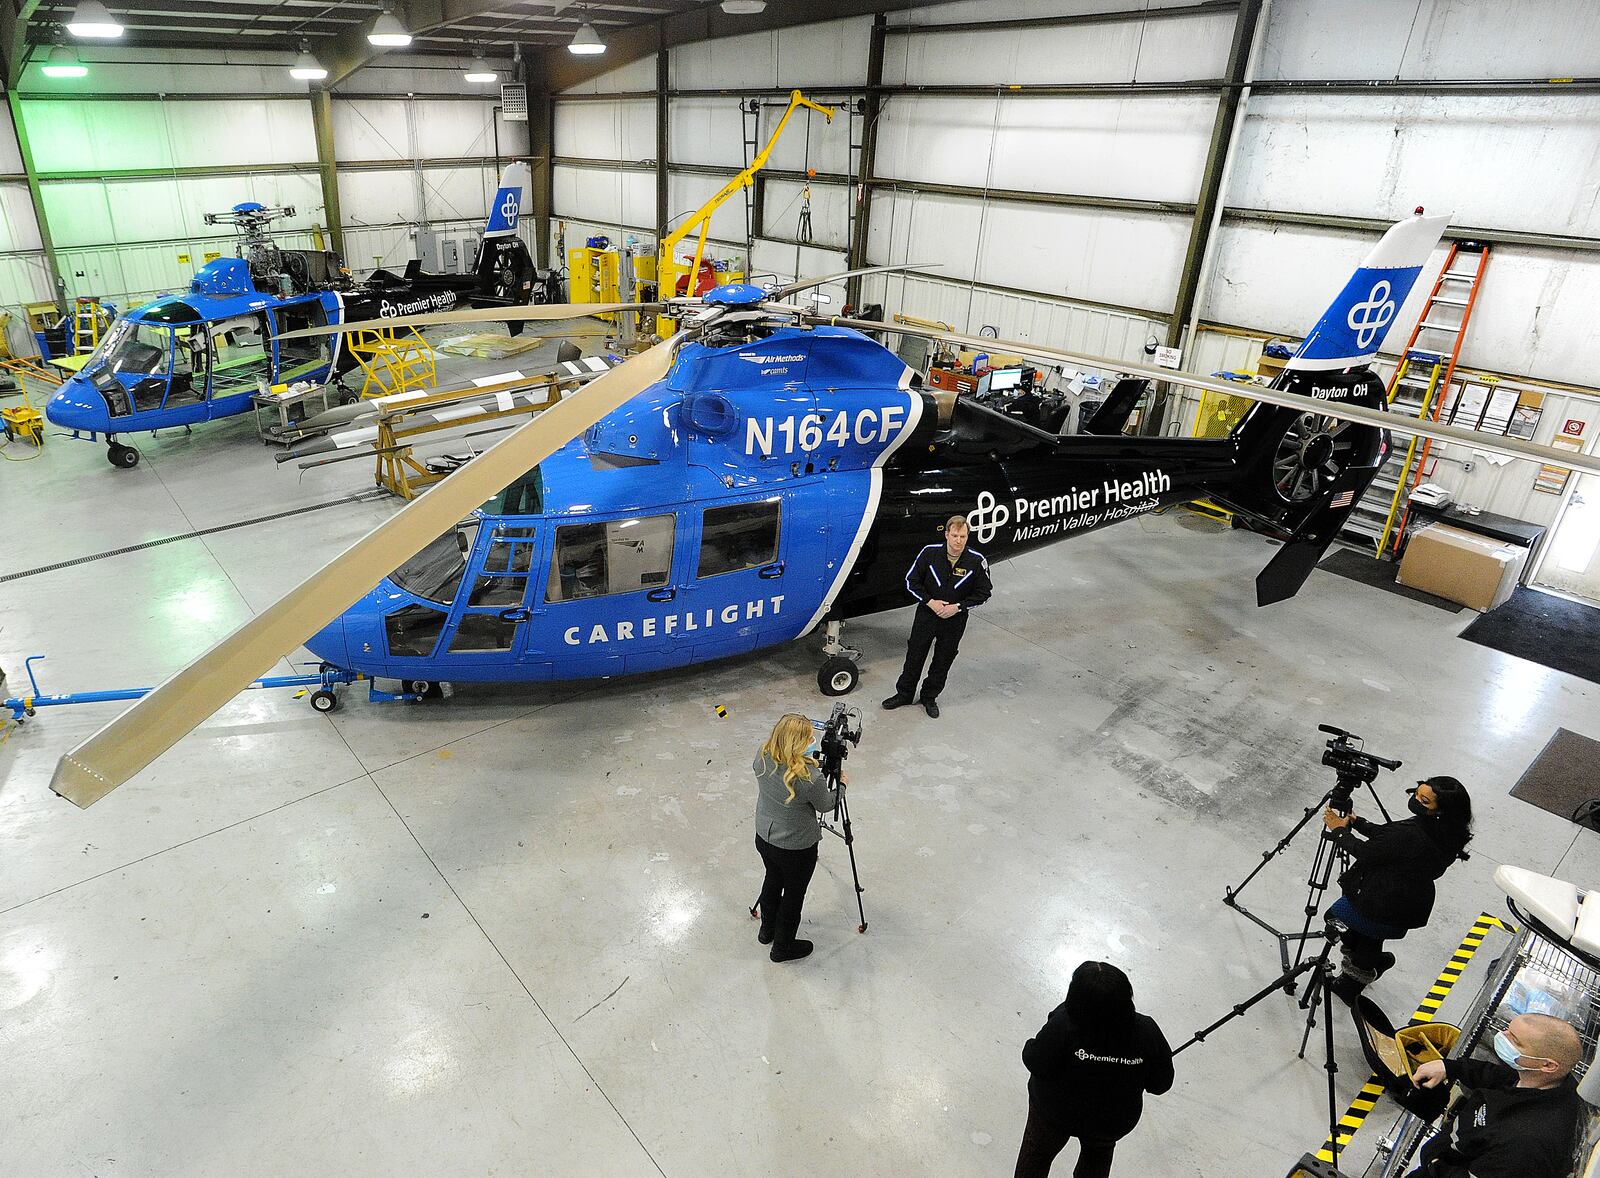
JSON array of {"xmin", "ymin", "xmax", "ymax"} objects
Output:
[
  {"xmin": 882, "ymin": 514, "xmax": 992, "ymax": 719},
  {"xmin": 1407, "ymin": 1013, "xmax": 1583, "ymax": 1178}
]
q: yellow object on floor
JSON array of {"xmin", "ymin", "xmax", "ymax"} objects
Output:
[
  {"xmin": 437, "ymin": 333, "xmax": 545, "ymax": 360},
  {"xmin": 348, "ymin": 325, "xmax": 437, "ymax": 400}
]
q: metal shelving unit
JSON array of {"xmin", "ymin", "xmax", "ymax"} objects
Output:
[{"xmin": 1364, "ymin": 910, "xmax": 1600, "ymax": 1177}]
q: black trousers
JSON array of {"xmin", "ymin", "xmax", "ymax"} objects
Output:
[
  {"xmin": 1013, "ymin": 1102, "xmax": 1116, "ymax": 1178},
  {"xmin": 755, "ymin": 834, "xmax": 819, "ymax": 929},
  {"xmin": 1343, "ymin": 928, "xmax": 1389, "ymax": 973},
  {"xmin": 896, "ymin": 606, "xmax": 968, "ymax": 702}
]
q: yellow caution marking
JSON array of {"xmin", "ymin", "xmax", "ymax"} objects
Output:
[{"xmin": 1312, "ymin": 911, "xmax": 1517, "ymax": 1163}]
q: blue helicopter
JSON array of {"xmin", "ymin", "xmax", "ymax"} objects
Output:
[
  {"xmin": 44, "ymin": 163, "xmax": 542, "ymax": 469},
  {"xmin": 67, "ymin": 210, "xmax": 1581, "ymax": 809}
]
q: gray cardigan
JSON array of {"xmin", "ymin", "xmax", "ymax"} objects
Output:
[{"xmin": 753, "ymin": 753, "xmax": 837, "ymax": 849}]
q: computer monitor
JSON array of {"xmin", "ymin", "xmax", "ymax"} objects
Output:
[{"xmin": 987, "ymin": 367, "xmax": 1024, "ymax": 392}]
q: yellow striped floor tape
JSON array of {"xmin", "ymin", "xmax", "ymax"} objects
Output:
[{"xmin": 1313, "ymin": 911, "xmax": 1516, "ymax": 1166}]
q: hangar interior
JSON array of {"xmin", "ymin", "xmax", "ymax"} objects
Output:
[{"xmin": 3, "ymin": 2, "xmax": 1600, "ymax": 1177}]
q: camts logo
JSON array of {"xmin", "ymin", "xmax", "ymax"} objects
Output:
[
  {"xmin": 966, "ymin": 490, "xmax": 1011, "ymax": 544},
  {"xmin": 1346, "ymin": 279, "xmax": 1396, "ymax": 349}
]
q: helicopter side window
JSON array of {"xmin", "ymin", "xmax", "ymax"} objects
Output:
[
  {"xmin": 385, "ymin": 604, "xmax": 447, "ymax": 658},
  {"xmin": 547, "ymin": 515, "xmax": 675, "ymax": 602},
  {"xmin": 480, "ymin": 468, "xmax": 544, "ymax": 517},
  {"xmin": 391, "ymin": 523, "xmax": 477, "ymax": 605},
  {"xmin": 698, "ymin": 499, "xmax": 781, "ymax": 578}
]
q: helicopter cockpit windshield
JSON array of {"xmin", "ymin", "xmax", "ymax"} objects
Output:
[
  {"xmin": 87, "ymin": 318, "xmax": 174, "ymax": 414},
  {"xmin": 391, "ymin": 520, "xmax": 481, "ymax": 605}
]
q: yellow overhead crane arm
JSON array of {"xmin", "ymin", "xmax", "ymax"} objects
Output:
[{"xmin": 656, "ymin": 89, "xmax": 835, "ymax": 320}]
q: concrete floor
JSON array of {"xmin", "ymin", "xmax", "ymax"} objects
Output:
[{"xmin": 3, "ymin": 340, "xmax": 1597, "ymax": 1177}]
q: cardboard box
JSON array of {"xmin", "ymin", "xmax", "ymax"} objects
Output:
[{"xmin": 1397, "ymin": 523, "xmax": 1530, "ymax": 612}]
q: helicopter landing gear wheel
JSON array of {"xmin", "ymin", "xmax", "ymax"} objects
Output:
[
  {"xmin": 108, "ymin": 441, "xmax": 140, "ymax": 468},
  {"xmin": 309, "ymin": 689, "xmax": 339, "ymax": 713},
  {"xmin": 818, "ymin": 656, "xmax": 859, "ymax": 697},
  {"xmin": 407, "ymin": 680, "xmax": 441, "ymax": 700}
]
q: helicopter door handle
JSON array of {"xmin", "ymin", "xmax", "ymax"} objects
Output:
[
  {"xmin": 758, "ymin": 562, "xmax": 785, "ymax": 579},
  {"xmin": 497, "ymin": 607, "xmax": 531, "ymax": 622},
  {"xmin": 646, "ymin": 587, "xmax": 676, "ymax": 602}
]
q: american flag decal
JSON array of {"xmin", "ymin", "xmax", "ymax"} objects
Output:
[{"xmin": 1331, "ymin": 490, "xmax": 1356, "ymax": 509}]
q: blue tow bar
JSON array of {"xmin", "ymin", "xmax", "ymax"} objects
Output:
[{"xmin": 2, "ymin": 655, "xmax": 401, "ymax": 722}]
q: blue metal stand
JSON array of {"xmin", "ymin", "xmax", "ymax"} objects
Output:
[{"xmin": 2, "ymin": 655, "xmax": 382, "ymax": 722}]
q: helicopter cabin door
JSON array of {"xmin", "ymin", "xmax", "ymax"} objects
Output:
[
  {"xmin": 204, "ymin": 313, "xmax": 274, "ymax": 420},
  {"xmin": 681, "ymin": 493, "xmax": 793, "ymax": 662},
  {"xmin": 533, "ymin": 510, "xmax": 684, "ymax": 678},
  {"xmin": 430, "ymin": 523, "xmax": 542, "ymax": 675},
  {"xmin": 271, "ymin": 301, "xmax": 335, "ymax": 387}
]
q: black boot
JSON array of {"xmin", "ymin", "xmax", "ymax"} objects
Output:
[
  {"xmin": 769, "ymin": 920, "xmax": 813, "ymax": 962},
  {"xmin": 757, "ymin": 908, "xmax": 776, "ymax": 946}
]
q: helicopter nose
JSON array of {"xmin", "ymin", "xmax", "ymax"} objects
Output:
[
  {"xmin": 45, "ymin": 381, "xmax": 99, "ymax": 430},
  {"xmin": 305, "ymin": 616, "xmax": 351, "ymax": 667}
]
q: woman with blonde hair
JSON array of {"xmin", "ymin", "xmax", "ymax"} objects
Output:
[{"xmin": 752, "ymin": 713, "xmax": 845, "ymax": 962}]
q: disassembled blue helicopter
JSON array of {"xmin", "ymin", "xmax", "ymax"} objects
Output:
[
  {"xmin": 44, "ymin": 163, "xmax": 542, "ymax": 468},
  {"xmin": 43, "ymin": 212, "xmax": 1600, "ymax": 809}
]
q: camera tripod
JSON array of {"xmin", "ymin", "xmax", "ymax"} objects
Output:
[
  {"xmin": 817, "ymin": 773, "xmax": 868, "ymax": 934},
  {"xmin": 1173, "ymin": 921, "xmax": 1349, "ymax": 1169},
  {"xmin": 1223, "ymin": 772, "xmax": 1391, "ymax": 976}
]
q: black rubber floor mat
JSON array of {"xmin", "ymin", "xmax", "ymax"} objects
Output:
[
  {"xmin": 1459, "ymin": 586, "xmax": 1600, "ymax": 686},
  {"xmin": 1510, "ymin": 727, "xmax": 1600, "ymax": 824},
  {"xmin": 1317, "ymin": 547, "xmax": 1465, "ymax": 613}
]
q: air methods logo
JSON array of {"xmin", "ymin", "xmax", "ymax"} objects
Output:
[
  {"xmin": 1346, "ymin": 279, "xmax": 1396, "ymax": 349},
  {"xmin": 967, "ymin": 490, "xmax": 1010, "ymax": 544}
]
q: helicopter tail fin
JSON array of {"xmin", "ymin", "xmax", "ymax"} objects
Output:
[
  {"xmin": 472, "ymin": 162, "xmax": 537, "ymax": 317},
  {"xmin": 1202, "ymin": 210, "xmax": 1451, "ymax": 604}
]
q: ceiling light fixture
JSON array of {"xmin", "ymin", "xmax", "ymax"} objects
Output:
[
  {"xmin": 464, "ymin": 47, "xmax": 496, "ymax": 83},
  {"xmin": 66, "ymin": 0, "xmax": 122, "ymax": 38},
  {"xmin": 567, "ymin": 7, "xmax": 605, "ymax": 55},
  {"xmin": 290, "ymin": 39, "xmax": 328, "ymax": 81},
  {"xmin": 720, "ymin": 0, "xmax": 768, "ymax": 13},
  {"xmin": 42, "ymin": 43, "xmax": 88, "ymax": 78},
  {"xmin": 367, "ymin": 6, "xmax": 412, "ymax": 48}
]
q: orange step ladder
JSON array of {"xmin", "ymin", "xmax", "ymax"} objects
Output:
[{"xmin": 1373, "ymin": 240, "xmax": 1490, "ymax": 557}]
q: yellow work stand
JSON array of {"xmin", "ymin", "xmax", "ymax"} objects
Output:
[{"xmin": 348, "ymin": 326, "xmax": 437, "ymax": 401}]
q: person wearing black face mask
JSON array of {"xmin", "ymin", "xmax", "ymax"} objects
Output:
[{"xmin": 1322, "ymin": 775, "xmax": 1473, "ymax": 995}]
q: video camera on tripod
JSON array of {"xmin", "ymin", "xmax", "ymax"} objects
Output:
[
  {"xmin": 814, "ymin": 702, "xmax": 862, "ymax": 782},
  {"xmin": 1319, "ymin": 724, "xmax": 1403, "ymax": 796},
  {"xmin": 812, "ymin": 702, "xmax": 868, "ymax": 934}
]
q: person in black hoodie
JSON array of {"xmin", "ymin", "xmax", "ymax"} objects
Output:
[
  {"xmin": 1323, "ymin": 775, "xmax": 1473, "ymax": 993},
  {"xmin": 1014, "ymin": 961, "xmax": 1174, "ymax": 1178},
  {"xmin": 1405, "ymin": 1013, "xmax": 1583, "ymax": 1178}
]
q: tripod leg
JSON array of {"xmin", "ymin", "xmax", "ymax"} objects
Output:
[
  {"xmin": 1321, "ymin": 960, "xmax": 1341, "ymax": 1168},
  {"xmin": 1172, "ymin": 954, "xmax": 1322, "ymax": 1056}
]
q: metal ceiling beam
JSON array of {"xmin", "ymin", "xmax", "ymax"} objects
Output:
[
  {"xmin": 4, "ymin": 87, "xmax": 63, "ymax": 309},
  {"xmin": 883, "ymin": 0, "xmax": 1239, "ymax": 36},
  {"xmin": 321, "ymin": 0, "xmax": 525, "ymax": 87},
  {"xmin": 544, "ymin": 0, "xmax": 939, "ymax": 92},
  {"xmin": 846, "ymin": 13, "xmax": 885, "ymax": 309},
  {"xmin": 310, "ymin": 88, "xmax": 344, "ymax": 257},
  {"xmin": 1151, "ymin": 0, "xmax": 1264, "ymax": 433},
  {"xmin": 2, "ymin": 0, "xmax": 44, "ymax": 91}
]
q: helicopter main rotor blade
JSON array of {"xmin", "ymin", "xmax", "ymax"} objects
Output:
[
  {"xmin": 822, "ymin": 315, "xmax": 1600, "ymax": 480},
  {"xmin": 50, "ymin": 334, "xmax": 685, "ymax": 809},
  {"xmin": 772, "ymin": 262, "xmax": 938, "ymax": 300},
  {"xmin": 274, "ymin": 302, "xmax": 666, "ymax": 342}
]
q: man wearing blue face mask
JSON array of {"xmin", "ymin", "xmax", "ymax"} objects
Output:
[{"xmin": 1405, "ymin": 1013, "xmax": 1582, "ymax": 1178}]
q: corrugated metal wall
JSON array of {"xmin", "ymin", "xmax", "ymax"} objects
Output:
[{"xmin": 1, "ymin": 55, "xmax": 528, "ymax": 328}]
